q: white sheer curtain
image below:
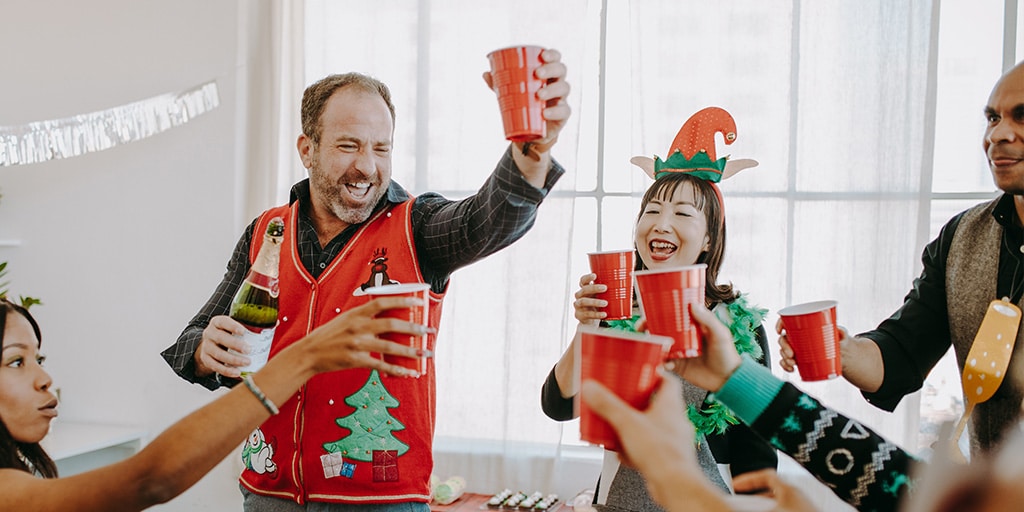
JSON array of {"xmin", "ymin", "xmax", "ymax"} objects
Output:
[
  {"xmin": 235, "ymin": 0, "xmax": 306, "ymax": 226},
  {"xmin": 296, "ymin": 0, "xmax": 941, "ymax": 503}
]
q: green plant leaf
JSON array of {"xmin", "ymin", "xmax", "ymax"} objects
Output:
[
  {"xmin": 0, "ymin": 260, "xmax": 9, "ymax": 297},
  {"xmin": 0, "ymin": 261, "xmax": 42, "ymax": 309}
]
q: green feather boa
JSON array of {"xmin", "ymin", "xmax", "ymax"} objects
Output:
[{"xmin": 603, "ymin": 295, "xmax": 767, "ymax": 438}]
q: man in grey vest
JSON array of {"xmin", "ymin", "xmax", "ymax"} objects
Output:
[{"xmin": 778, "ymin": 60, "xmax": 1024, "ymax": 458}]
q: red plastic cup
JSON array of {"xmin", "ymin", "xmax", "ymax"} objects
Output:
[
  {"xmin": 634, "ymin": 264, "xmax": 707, "ymax": 359},
  {"xmin": 778, "ymin": 300, "xmax": 841, "ymax": 381},
  {"xmin": 578, "ymin": 326, "xmax": 671, "ymax": 451},
  {"xmin": 588, "ymin": 250, "xmax": 635, "ymax": 320},
  {"xmin": 365, "ymin": 283, "xmax": 430, "ymax": 374},
  {"xmin": 487, "ymin": 45, "xmax": 546, "ymax": 142}
]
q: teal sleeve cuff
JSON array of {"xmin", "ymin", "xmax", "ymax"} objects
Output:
[{"xmin": 713, "ymin": 354, "xmax": 785, "ymax": 425}]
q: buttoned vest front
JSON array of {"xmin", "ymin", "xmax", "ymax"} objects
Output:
[
  {"xmin": 239, "ymin": 199, "xmax": 445, "ymax": 504},
  {"xmin": 947, "ymin": 199, "xmax": 1024, "ymax": 455}
]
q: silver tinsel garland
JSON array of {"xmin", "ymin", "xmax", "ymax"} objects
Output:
[{"xmin": 0, "ymin": 80, "xmax": 219, "ymax": 167}]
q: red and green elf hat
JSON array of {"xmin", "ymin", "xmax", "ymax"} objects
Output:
[{"xmin": 630, "ymin": 107, "xmax": 758, "ymax": 214}]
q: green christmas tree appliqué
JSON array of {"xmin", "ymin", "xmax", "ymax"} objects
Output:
[{"xmin": 322, "ymin": 370, "xmax": 409, "ymax": 462}]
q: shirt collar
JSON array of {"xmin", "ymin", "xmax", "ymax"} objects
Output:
[{"xmin": 993, "ymin": 193, "xmax": 1020, "ymax": 229}]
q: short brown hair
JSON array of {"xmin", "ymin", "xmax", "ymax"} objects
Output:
[{"xmin": 300, "ymin": 73, "xmax": 396, "ymax": 145}]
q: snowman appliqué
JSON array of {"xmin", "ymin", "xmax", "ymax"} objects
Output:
[{"xmin": 241, "ymin": 428, "xmax": 277, "ymax": 475}]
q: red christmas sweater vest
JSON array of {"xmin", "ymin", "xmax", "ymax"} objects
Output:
[{"xmin": 239, "ymin": 199, "xmax": 445, "ymax": 504}]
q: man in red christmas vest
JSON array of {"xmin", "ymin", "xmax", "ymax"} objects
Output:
[{"xmin": 161, "ymin": 49, "xmax": 571, "ymax": 511}]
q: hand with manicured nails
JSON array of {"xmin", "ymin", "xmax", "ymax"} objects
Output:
[{"xmin": 196, "ymin": 296, "xmax": 432, "ymax": 379}]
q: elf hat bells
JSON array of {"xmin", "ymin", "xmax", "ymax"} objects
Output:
[{"xmin": 629, "ymin": 106, "xmax": 758, "ymax": 182}]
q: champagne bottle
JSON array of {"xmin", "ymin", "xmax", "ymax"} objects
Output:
[{"xmin": 230, "ymin": 217, "xmax": 285, "ymax": 376}]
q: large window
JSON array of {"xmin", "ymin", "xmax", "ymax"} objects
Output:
[
  {"xmin": 917, "ymin": 0, "xmax": 1019, "ymax": 453},
  {"xmin": 303, "ymin": 0, "xmax": 1021, "ymax": 461}
]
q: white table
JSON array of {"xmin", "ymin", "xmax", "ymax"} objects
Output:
[{"xmin": 41, "ymin": 421, "xmax": 147, "ymax": 476}]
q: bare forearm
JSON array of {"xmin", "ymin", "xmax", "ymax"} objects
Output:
[
  {"xmin": 122, "ymin": 347, "xmax": 315, "ymax": 505},
  {"xmin": 553, "ymin": 330, "xmax": 581, "ymax": 398},
  {"xmin": 0, "ymin": 361, "xmax": 305, "ymax": 512},
  {"xmin": 841, "ymin": 336, "xmax": 884, "ymax": 393}
]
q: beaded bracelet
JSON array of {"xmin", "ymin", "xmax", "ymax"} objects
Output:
[{"xmin": 242, "ymin": 375, "xmax": 280, "ymax": 415}]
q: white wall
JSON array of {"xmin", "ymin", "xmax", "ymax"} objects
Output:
[{"xmin": 0, "ymin": 1, "xmax": 256, "ymax": 509}]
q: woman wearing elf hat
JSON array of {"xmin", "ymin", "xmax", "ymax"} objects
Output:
[{"xmin": 541, "ymin": 107, "xmax": 777, "ymax": 508}]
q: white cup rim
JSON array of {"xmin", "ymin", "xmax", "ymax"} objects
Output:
[
  {"xmin": 633, "ymin": 263, "xmax": 707, "ymax": 277},
  {"xmin": 487, "ymin": 45, "xmax": 545, "ymax": 58},
  {"xmin": 587, "ymin": 249, "xmax": 634, "ymax": 256},
  {"xmin": 364, "ymin": 283, "xmax": 431, "ymax": 295},
  {"xmin": 778, "ymin": 300, "xmax": 838, "ymax": 317},
  {"xmin": 578, "ymin": 325, "xmax": 672, "ymax": 346}
]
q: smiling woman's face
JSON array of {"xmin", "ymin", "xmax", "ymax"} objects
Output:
[
  {"xmin": 0, "ymin": 311, "xmax": 57, "ymax": 444},
  {"xmin": 634, "ymin": 181, "xmax": 710, "ymax": 270}
]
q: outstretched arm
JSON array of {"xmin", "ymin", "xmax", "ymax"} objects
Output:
[
  {"xmin": 0, "ymin": 297, "xmax": 430, "ymax": 512},
  {"xmin": 777, "ymin": 324, "xmax": 885, "ymax": 393},
  {"xmin": 413, "ymin": 48, "xmax": 572, "ymax": 284},
  {"xmin": 776, "ymin": 218, "xmax": 961, "ymax": 406},
  {"xmin": 680, "ymin": 304, "xmax": 918, "ymax": 511}
]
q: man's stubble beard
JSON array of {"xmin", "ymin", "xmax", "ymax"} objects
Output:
[
  {"xmin": 992, "ymin": 171, "xmax": 1024, "ymax": 197},
  {"xmin": 310, "ymin": 159, "xmax": 388, "ymax": 225}
]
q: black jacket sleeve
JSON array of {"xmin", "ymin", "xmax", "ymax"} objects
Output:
[
  {"xmin": 540, "ymin": 364, "xmax": 576, "ymax": 421},
  {"xmin": 858, "ymin": 211, "xmax": 964, "ymax": 411}
]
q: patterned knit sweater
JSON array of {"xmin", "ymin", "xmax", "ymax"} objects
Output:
[{"xmin": 715, "ymin": 356, "xmax": 919, "ymax": 511}]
